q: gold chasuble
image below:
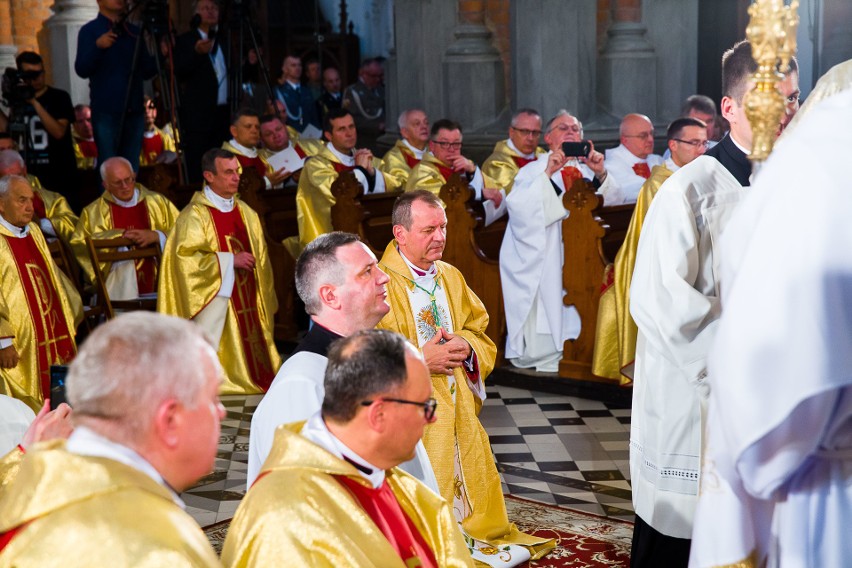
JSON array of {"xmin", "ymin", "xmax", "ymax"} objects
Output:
[
  {"xmin": 27, "ymin": 175, "xmax": 78, "ymax": 245},
  {"xmin": 158, "ymin": 191, "xmax": 280, "ymax": 394},
  {"xmin": 0, "ymin": 447, "xmax": 24, "ymax": 495},
  {"xmin": 405, "ymin": 153, "xmax": 500, "ymax": 195},
  {"xmin": 222, "ymin": 422, "xmax": 473, "ymax": 568},
  {"xmin": 295, "ymin": 144, "xmax": 395, "ymax": 252},
  {"xmin": 381, "ymin": 139, "xmax": 425, "ymax": 188},
  {"xmin": 376, "ymin": 242, "xmax": 554, "ymax": 562},
  {"xmin": 0, "ymin": 442, "xmax": 220, "ymax": 567},
  {"xmin": 70, "ymin": 184, "xmax": 179, "ymax": 287},
  {"xmin": 592, "ymin": 163, "xmax": 674, "ymax": 384},
  {"xmin": 0, "ymin": 224, "xmax": 82, "ymax": 412},
  {"xmin": 482, "ymin": 140, "xmax": 546, "ymax": 194}
]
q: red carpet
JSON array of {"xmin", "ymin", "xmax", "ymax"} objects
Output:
[{"xmin": 204, "ymin": 496, "xmax": 633, "ymax": 566}]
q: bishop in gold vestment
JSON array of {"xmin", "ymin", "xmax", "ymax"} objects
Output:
[
  {"xmin": 222, "ymin": 420, "xmax": 472, "ymax": 568},
  {"xmin": 592, "ymin": 163, "xmax": 674, "ymax": 384},
  {"xmin": 158, "ymin": 189, "xmax": 280, "ymax": 394},
  {"xmin": 377, "ymin": 241, "xmax": 554, "ymax": 561},
  {"xmin": 0, "ymin": 442, "xmax": 220, "ymax": 567}
]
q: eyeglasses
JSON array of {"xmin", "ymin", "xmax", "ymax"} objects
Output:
[
  {"xmin": 511, "ymin": 127, "xmax": 542, "ymax": 138},
  {"xmin": 361, "ymin": 397, "xmax": 438, "ymax": 420},
  {"xmin": 672, "ymin": 138, "xmax": 710, "ymax": 148},
  {"xmin": 624, "ymin": 132, "xmax": 654, "ymax": 140},
  {"xmin": 431, "ymin": 140, "xmax": 462, "ymax": 150},
  {"xmin": 548, "ymin": 123, "xmax": 581, "ymax": 134}
]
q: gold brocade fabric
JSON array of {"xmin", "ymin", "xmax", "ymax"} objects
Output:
[
  {"xmin": 592, "ymin": 164, "xmax": 673, "ymax": 385},
  {"xmin": 28, "ymin": 175, "xmax": 78, "ymax": 245},
  {"xmin": 222, "ymin": 422, "xmax": 474, "ymax": 568},
  {"xmin": 139, "ymin": 126, "xmax": 176, "ymax": 166},
  {"xmin": 0, "ymin": 224, "xmax": 82, "ymax": 412},
  {"xmin": 69, "ymin": 184, "xmax": 179, "ymax": 285},
  {"xmin": 286, "ymin": 125, "xmax": 326, "ymax": 156},
  {"xmin": 295, "ymin": 144, "xmax": 395, "ymax": 252},
  {"xmin": 71, "ymin": 133, "xmax": 95, "ymax": 170},
  {"xmin": 405, "ymin": 153, "xmax": 500, "ymax": 195},
  {"xmin": 222, "ymin": 141, "xmax": 273, "ymax": 177},
  {"xmin": 157, "ymin": 191, "xmax": 280, "ymax": 395},
  {"xmin": 380, "ymin": 139, "xmax": 422, "ymax": 188},
  {"xmin": 0, "ymin": 446, "xmax": 24, "ymax": 495},
  {"xmin": 0, "ymin": 441, "xmax": 221, "ymax": 567},
  {"xmin": 376, "ymin": 242, "xmax": 555, "ymax": 559},
  {"xmin": 481, "ymin": 140, "xmax": 546, "ymax": 194}
]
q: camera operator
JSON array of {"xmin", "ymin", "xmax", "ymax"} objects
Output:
[
  {"xmin": 0, "ymin": 52, "xmax": 78, "ymax": 210},
  {"xmin": 75, "ymin": 0, "xmax": 157, "ymax": 174}
]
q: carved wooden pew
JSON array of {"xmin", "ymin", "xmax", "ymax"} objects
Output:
[
  {"xmin": 559, "ymin": 179, "xmax": 634, "ymax": 382},
  {"xmin": 137, "ymin": 164, "xmax": 198, "ymax": 210},
  {"xmin": 330, "ymin": 171, "xmax": 398, "ymax": 256}
]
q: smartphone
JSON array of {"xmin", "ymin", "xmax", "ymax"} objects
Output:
[
  {"xmin": 49, "ymin": 365, "xmax": 69, "ymax": 411},
  {"xmin": 562, "ymin": 141, "xmax": 591, "ymax": 157}
]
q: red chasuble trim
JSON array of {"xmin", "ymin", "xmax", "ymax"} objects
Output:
[
  {"xmin": 0, "ymin": 522, "xmax": 29, "ymax": 553},
  {"xmin": 403, "ymin": 151, "xmax": 421, "ymax": 170},
  {"xmin": 336, "ymin": 476, "xmax": 438, "ymax": 568},
  {"xmin": 293, "ymin": 143, "xmax": 307, "ymax": 160},
  {"xmin": 207, "ymin": 206, "xmax": 275, "ymax": 391},
  {"xmin": 332, "ymin": 161, "xmax": 356, "ymax": 174},
  {"xmin": 78, "ymin": 138, "xmax": 98, "ymax": 158},
  {"xmin": 109, "ymin": 201, "xmax": 157, "ymax": 294},
  {"xmin": 632, "ymin": 162, "xmax": 652, "ymax": 179},
  {"xmin": 31, "ymin": 192, "xmax": 47, "ymax": 221},
  {"xmin": 142, "ymin": 131, "xmax": 166, "ymax": 164},
  {"xmin": 236, "ymin": 154, "xmax": 268, "ymax": 179},
  {"xmin": 435, "ymin": 163, "xmax": 455, "ymax": 182},
  {"xmin": 4, "ymin": 234, "xmax": 76, "ymax": 397},
  {"xmin": 511, "ymin": 155, "xmax": 537, "ymax": 169},
  {"xmin": 560, "ymin": 166, "xmax": 583, "ymax": 190}
]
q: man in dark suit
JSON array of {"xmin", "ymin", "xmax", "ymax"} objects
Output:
[
  {"xmin": 174, "ymin": 0, "xmax": 229, "ymax": 182},
  {"xmin": 274, "ymin": 55, "xmax": 321, "ymax": 135},
  {"xmin": 317, "ymin": 67, "xmax": 343, "ymax": 125}
]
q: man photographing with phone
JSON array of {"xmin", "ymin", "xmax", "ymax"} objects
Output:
[{"xmin": 498, "ymin": 110, "xmax": 621, "ymax": 373}]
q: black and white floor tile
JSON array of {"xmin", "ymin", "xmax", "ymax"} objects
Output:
[{"xmin": 180, "ymin": 384, "xmax": 634, "ymax": 527}]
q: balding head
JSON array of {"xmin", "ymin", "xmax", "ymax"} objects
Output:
[{"xmin": 619, "ymin": 113, "xmax": 655, "ymax": 159}]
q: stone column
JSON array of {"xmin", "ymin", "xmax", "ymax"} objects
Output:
[
  {"xmin": 442, "ymin": 0, "xmax": 504, "ymax": 130},
  {"xmin": 644, "ymin": 0, "xmax": 698, "ymax": 122},
  {"xmin": 510, "ymin": 0, "xmax": 596, "ymax": 122},
  {"xmin": 0, "ymin": 0, "xmax": 17, "ymax": 72},
  {"xmin": 45, "ymin": 0, "xmax": 98, "ymax": 105},
  {"xmin": 597, "ymin": 0, "xmax": 657, "ymax": 119}
]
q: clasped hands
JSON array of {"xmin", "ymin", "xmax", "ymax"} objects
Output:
[{"xmin": 422, "ymin": 327, "xmax": 472, "ymax": 376}]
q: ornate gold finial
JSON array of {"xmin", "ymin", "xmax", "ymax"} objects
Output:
[{"xmin": 744, "ymin": 0, "xmax": 800, "ymax": 163}]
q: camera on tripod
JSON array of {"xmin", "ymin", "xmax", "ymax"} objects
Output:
[{"xmin": 1, "ymin": 68, "xmax": 37, "ymax": 107}]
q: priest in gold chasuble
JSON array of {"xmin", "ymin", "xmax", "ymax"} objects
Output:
[
  {"xmin": 380, "ymin": 109, "xmax": 431, "ymax": 188},
  {"xmin": 0, "ymin": 176, "xmax": 82, "ymax": 412},
  {"xmin": 158, "ymin": 149, "xmax": 280, "ymax": 395},
  {"xmin": 482, "ymin": 109, "xmax": 547, "ymax": 195},
  {"xmin": 376, "ymin": 191, "xmax": 555, "ymax": 566}
]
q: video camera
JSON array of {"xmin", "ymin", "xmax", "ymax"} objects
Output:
[{"xmin": 1, "ymin": 67, "xmax": 37, "ymax": 107}]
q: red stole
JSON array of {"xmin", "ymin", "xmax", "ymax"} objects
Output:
[
  {"xmin": 4, "ymin": 234, "xmax": 76, "ymax": 397},
  {"xmin": 403, "ymin": 151, "xmax": 421, "ymax": 170},
  {"xmin": 336, "ymin": 476, "xmax": 438, "ymax": 568},
  {"xmin": 293, "ymin": 143, "xmax": 307, "ymax": 159},
  {"xmin": 332, "ymin": 161, "xmax": 356, "ymax": 174},
  {"xmin": 560, "ymin": 166, "xmax": 583, "ymax": 190},
  {"xmin": 632, "ymin": 162, "xmax": 651, "ymax": 179},
  {"xmin": 511, "ymin": 155, "xmax": 537, "ymax": 169},
  {"xmin": 236, "ymin": 154, "xmax": 268, "ymax": 179},
  {"xmin": 109, "ymin": 200, "xmax": 157, "ymax": 294},
  {"xmin": 0, "ymin": 523, "xmax": 28, "ymax": 553},
  {"xmin": 31, "ymin": 191, "xmax": 47, "ymax": 221},
  {"xmin": 141, "ymin": 131, "xmax": 165, "ymax": 164},
  {"xmin": 207, "ymin": 206, "xmax": 274, "ymax": 391},
  {"xmin": 78, "ymin": 138, "xmax": 97, "ymax": 158},
  {"xmin": 435, "ymin": 163, "xmax": 455, "ymax": 182}
]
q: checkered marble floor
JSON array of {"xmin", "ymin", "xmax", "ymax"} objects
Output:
[{"xmin": 180, "ymin": 384, "xmax": 634, "ymax": 527}]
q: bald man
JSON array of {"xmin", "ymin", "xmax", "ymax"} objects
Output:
[{"xmin": 604, "ymin": 114, "xmax": 664, "ymax": 202}]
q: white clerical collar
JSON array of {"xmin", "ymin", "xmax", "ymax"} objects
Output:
[
  {"xmin": 728, "ymin": 134, "xmax": 751, "ymax": 156},
  {"xmin": 286, "ymin": 79, "xmax": 301, "ymax": 89},
  {"xmin": 301, "ymin": 412, "xmax": 385, "ymax": 488},
  {"xmin": 328, "ymin": 143, "xmax": 355, "ymax": 166},
  {"xmin": 506, "ymin": 138, "xmax": 535, "ymax": 160},
  {"xmin": 143, "ymin": 128, "xmax": 158, "ymax": 138},
  {"xmin": 0, "ymin": 214, "xmax": 29, "ymax": 237},
  {"xmin": 198, "ymin": 28, "xmax": 211, "ymax": 39},
  {"xmin": 66, "ymin": 425, "xmax": 184, "ymax": 507},
  {"xmin": 398, "ymin": 247, "xmax": 437, "ymax": 280},
  {"xmin": 204, "ymin": 185, "xmax": 235, "ymax": 212},
  {"xmin": 112, "ymin": 188, "xmax": 139, "ymax": 208},
  {"xmin": 665, "ymin": 157, "xmax": 680, "ymax": 172},
  {"xmin": 228, "ymin": 139, "xmax": 258, "ymax": 158},
  {"xmin": 402, "ymin": 138, "xmax": 426, "ymax": 159}
]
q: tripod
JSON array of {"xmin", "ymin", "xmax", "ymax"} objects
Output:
[{"xmin": 117, "ymin": 0, "xmax": 188, "ymax": 183}]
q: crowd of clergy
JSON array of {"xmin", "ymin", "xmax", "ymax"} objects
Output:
[{"xmin": 0, "ymin": 0, "xmax": 850, "ymax": 564}]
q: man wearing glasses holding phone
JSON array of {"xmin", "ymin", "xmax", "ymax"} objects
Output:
[
  {"xmin": 0, "ymin": 52, "xmax": 78, "ymax": 211},
  {"xmin": 604, "ymin": 113, "xmax": 664, "ymax": 203}
]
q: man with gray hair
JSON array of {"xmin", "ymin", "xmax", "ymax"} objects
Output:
[
  {"xmin": 380, "ymin": 109, "xmax": 430, "ymax": 188},
  {"xmin": 0, "ymin": 149, "xmax": 78, "ymax": 244},
  {"xmin": 0, "ymin": 175, "xmax": 82, "ymax": 412},
  {"xmin": 482, "ymin": 108, "xmax": 547, "ymax": 194},
  {"xmin": 225, "ymin": 329, "xmax": 471, "ymax": 567},
  {"xmin": 70, "ymin": 156, "xmax": 179, "ymax": 301},
  {"xmin": 0, "ymin": 312, "xmax": 223, "ymax": 566},
  {"xmin": 248, "ymin": 231, "xmax": 438, "ymax": 492}
]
